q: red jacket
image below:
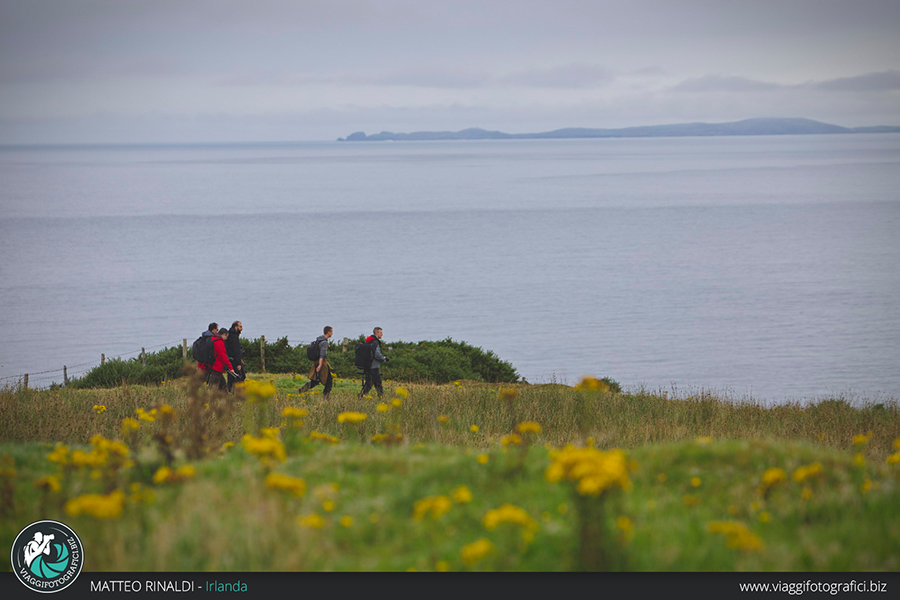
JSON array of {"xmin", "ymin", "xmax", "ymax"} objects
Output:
[{"xmin": 198, "ymin": 335, "xmax": 234, "ymax": 373}]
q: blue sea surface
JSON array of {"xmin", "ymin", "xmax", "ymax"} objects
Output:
[{"xmin": 1, "ymin": 134, "xmax": 898, "ymax": 403}]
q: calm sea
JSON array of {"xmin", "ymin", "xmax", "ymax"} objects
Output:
[{"xmin": 1, "ymin": 134, "xmax": 898, "ymax": 404}]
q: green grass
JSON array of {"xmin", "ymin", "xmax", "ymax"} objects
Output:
[{"xmin": 1, "ymin": 372, "xmax": 898, "ymax": 572}]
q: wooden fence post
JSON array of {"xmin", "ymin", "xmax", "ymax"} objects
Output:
[
  {"xmin": 342, "ymin": 337, "xmax": 348, "ymax": 353},
  {"xmin": 260, "ymin": 335, "xmax": 266, "ymax": 373},
  {"xmin": 64, "ymin": 366, "xmax": 68, "ymax": 386},
  {"xmin": 101, "ymin": 353, "xmax": 105, "ymax": 365},
  {"xmin": 141, "ymin": 348, "xmax": 146, "ymax": 367},
  {"xmin": 23, "ymin": 374, "xmax": 28, "ymax": 390},
  {"xmin": 182, "ymin": 339, "xmax": 188, "ymax": 359}
]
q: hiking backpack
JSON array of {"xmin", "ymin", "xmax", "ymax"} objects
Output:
[
  {"xmin": 354, "ymin": 340, "xmax": 376, "ymax": 369},
  {"xmin": 191, "ymin": 334, "xmax": 215, "ymax": 365},
  {"xmin": 306, "ymin": 340, "xmax": 321, "ymax": 361}
]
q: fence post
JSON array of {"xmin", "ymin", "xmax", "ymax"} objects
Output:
[
  {"xmin": 64, "ymin": 366, "xmax": 68, "ymax": 386},
  {"xmin": 141, "ymin": 348, "xmax": 146, "ymax": 367},
  {"xmin": 183, "ymin": 339, "xmax": 188, "ymax": 359},
  {"xmin": 342, "ymin": 337, "xmax": 348, "ymax": 353},
  {"xmin": 260, "ymin": 335, "xmax": 266, "ymax": 373},
  {"xmin": 101, "ymin": 353, "xmax": 105, "ymax": 365},
  {"xmin": 23, "ymin": 374, "xmax": 28, "ymax": 390}
]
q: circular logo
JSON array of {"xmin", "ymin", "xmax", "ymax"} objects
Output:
[{"xmin": 10, "ymin": 520, "xmax": 84, "ymax": 593}]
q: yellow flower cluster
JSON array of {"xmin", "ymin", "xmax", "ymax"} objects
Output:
[
  {"xmin": 451, "ymin": 485, "xmax": 473, "ymax": 504},
  {"xmin": 47, "ymin": 443, "xmax": 70, "ymax": 465},
  {"xmin": 460, "ymin": 538, "xmax": 493, "ymax": 567},
  {"xmin": 792, "ymin": 462, "xmax": 823, "ymax": 482},
  {"xmin": 394, "ymin": 387, "xmax": 409, "ymax": 399},
  {"xmin": 376, "ymin": 403, "xmax": 390, "ymax": 413},
  {"xmin": 121, "ymin": 418, "xmax": 140, "ymax": 435},
  {"xmin": 483, "ymin": 503, "xmax": 539, "ymax": 542},
  {"xmin": 887, "ymin": 453, "xmax": 900, "ymax": 466},
  {"xmin": 437, "ymin": 415, "xmax": 450, "ymax": 423},
  {"xmin": 241, "ymin": 433, "xmax": 287, "ymax": 463},
  {"xmin": 337, "ymin": 411, "xmax": 367, "ymax": 424},
  {"xmin": 34, "ymin": 475, "xmax": 61, "ymax": 493},
  {"xmin": 371, "ymin": 433, "xmax": 403, "ymax": 444},
  {"xmin": 152, "ymin": 465, "xmax": 196, "ymax": 484},
  {"xmin": 574, "ymin": 376, "xmax": 610, "ymax": 392},
  {"xmin": 136, "ymin": 407, "xmax": 157, "ymax": 422},
  {"xmin": 65, "ymin": 490, "xmax": 126, "ymax": 520},
  {"xmin": 68, "ymin": 435, "xmax": 131, "ymax": 469},
  {"xmin": 93, "ymin": 404, "xmax": 107, "ymax": 414},
  {"xmin": 852, "ymin": 433, "xmax": 871, "ymax": 447},
  {"xmin": 281, "ymin": 407, "xmax": 308, "ymax": 418},
  {"xmin": 545, "ymin": 446, "xmax": 633, "ymax": 496},
  {"xmin": 297, "ymin": 513, "xmax": 326, "ymax": 529},
  {"xmin": 500, "ymin": 434, "xmax": 522, "ymax": 446},
  {"xmin": 498, "ymin": 388, "xmax": 518, "ymax": 401},
  {"xmin": 240, "ymin": 379, "xmax": 277, "ymax": 402},
  {"xmin": 309, "ymin": 431, "xmax": 339, "ymax": 443},
  {"xmin": 515, "ymin": 421, "xmax": 542, "ymax": 435},
  {"xmin": 470, "ymin": 425, "xmax": 479, "ymax": 433},
  {"xmin": 761, "ymin": 468, "xmax": 786, "ymax": 488},
  {"xmin": 413, "ymin": 495, "xmax": 453, "ymax": 521},
  {"xmin": 707, "ymin": 520, "xmax": 764, "ymax": 551},
  {"xmin": 265, "ymin": 472, "xmax": 306, "ymax": 497}
]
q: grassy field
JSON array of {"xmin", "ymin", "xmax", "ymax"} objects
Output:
[{"xmin": 1, "ymin": 369, "xmax": 898, "ymax": 572}]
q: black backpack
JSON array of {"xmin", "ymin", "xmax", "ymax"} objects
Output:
[
  {"xmin": 192, "ymin": 334, "xmax": 215, "ymax": 365},
  {"xmin": 306, "ymin": 340, "xmax": 321, "ymax": 361},
  {"xmin": 354, "ymin": 340, "xmax": 376, "ymax": 369}
]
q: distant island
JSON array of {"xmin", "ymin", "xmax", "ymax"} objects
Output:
[{"xmin": 338, "ymin": 117, "xmax": 900, "ymax": 142}]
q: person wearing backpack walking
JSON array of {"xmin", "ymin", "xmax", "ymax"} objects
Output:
[
  {"xmin": 358, "ymin": 327, "xmax": 389, "ymax": 399},
  {"xmin": 195, "ymin": 322, "xmax": 219, "ymax": 377},
  {"xmin": 208, "ymin": 327, "xmax": 238, "ymax": 391},
  {"xmin": 298, "ymin": 326, "xmax": 334, "ymax": 398},
  {"xmin": 225, "ymin": 320, "xmax": 245, "ymax": 392}
]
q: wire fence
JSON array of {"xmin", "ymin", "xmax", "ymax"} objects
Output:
[{"xmin": 0, "ymin": 338, "xmax": 186, "ymax": 390}]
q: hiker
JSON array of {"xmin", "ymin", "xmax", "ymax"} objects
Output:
[
  {"xmin": 359, "ymin": 327, "xmax": 389, "ymax": 399},
  {"xmin": 225, "ymin": 320, "xmax": 245, "ymax": 392},
  {"xmin": 299, "ymin": 326, "xmax": 334, "ymax": 398},
  {"xmin": 207, "ymin": 327, "xmax": 237, "ymax": 391},
  {"xmin": 196, "ymin": 322, "xmax": 219, "ymax": 377}
]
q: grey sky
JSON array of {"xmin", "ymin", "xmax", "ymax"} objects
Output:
[{"xmin": 1, "ymin": 0, "xmax": 898, "ymax": 143}]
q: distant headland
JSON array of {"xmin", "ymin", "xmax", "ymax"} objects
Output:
[{"xmin": 338, "ymin": 117, "xmax": 900, "ymax": 142}]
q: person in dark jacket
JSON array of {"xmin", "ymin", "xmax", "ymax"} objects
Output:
[
  {"xmin": 359, "ymin": 327, "xmax": 389, "ymax": 398},
  {"xmin": 207, "ymin": 327, "xmax": 237, "ymax": 391},
  {"xmin": 225, "ymin": 320, "xmax": 245, "ymax": 392},
  {"xmin": 298, "ymin": 326, "xmax": 334, "ymax": 398},
  {"xmin": 196, "ymin": 322, "xmax": 219, "ymax": 377}
]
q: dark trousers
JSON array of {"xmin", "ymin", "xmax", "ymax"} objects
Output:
[
  {"xmin": 226, "ymin": 362, "xmax": 245, "ymax": 392},
  {"xmin": 300, "ymin": 370, "xmax": 333, "ymax": 397},
  {"xmin": 207, "ymin": 370, "xmax": 227, "ymax": 391},
  {"xmin": 360, "ymin": 368, "xmax": 383, "ymax": 398}
]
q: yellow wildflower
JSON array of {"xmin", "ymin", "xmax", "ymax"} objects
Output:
[
  {"xmin": 852, "ymin": 433, "xmax": 870, "ymax": 447},
  {"xmin": 695, "ymin": 436, "xmax": 712, "ymax": 445},
  {"xmin": 792, "ymin": 462, "xmax": 823, "ymax": 482},
  {"xmin": 476, "ymin": 454, "xmax": 489, "ymax": 464},
  {"xmin": 322, "ymin": 500, "xmax": 336, "ymax": 512},
  {"xmin": 894, "ymin": 437, "xmax": 900, "ymax": 451},
  {"xmin": 545, "ymin": 445, "xmax": 633, "ymax": 496},
  {"xmin": 616, "ymin": 516, "xmax": 634, "ymax": 534},
  {"xmin": 886, "ymin": 453, "xmax": 900, "ymax": 465},
  {"xmin": 34, "ymin": 475, "xmax": 61, "ymax": 493},
  {"xmin": 121, "ymin": 418, "xmax": 140, "ymax": 435},
  {"xmin": 413, "ymin": 495, "xmax": 453, "ymax": 521},
  {"xmin": 470, "ymin": 424, "xmax": 479, "ymax": 433},
  {"xmin": 574, "ymin": 376, "xmax": 610, "ymax": 392},
  {"xmin": 761, "ymin": 468, "xmax": 786, "ymax": 488},
  {"xmin": 152, "ymin": 466, "xmax": 172, "ymax": 484},
  {"xmin": 47, "ymin": 443, "xmax": 70, "ymax": 465},
  {"xmin": 281, "ymin": 407, "xmax": 308, "ymax": 418},
  {"xmin": 390, "ymin": 398, "xmax": 402, "ymax": 408},
  {"xmin": 394, "ymin": 387, "xmax": 409, "ymax": 399},
  {"xmin": 239, "ymin": 379, "xmax": 277, "ymax": 402},
  {"xmin": 339, "ymin": 516, "xmax": 353, "ymax": 528},
  {"xmin": 337, "ymin": 411, "xmax": 367, "ymax": 424},
  {"xmin": 758, "ymin": 511, "xmax": 771, "ymax": 523},
  {"xmin": 460, "ymin": 538, "xmax": 493, "ymax": 567},
  {"xmin": 376, "ymin": 403, "xmax": 390, "ymax": 413},
  {"xmin": 437, "ymin": 415, "xmax": 450, "ymax": 423},
  {"xmin": 135, "ymin": 408, "xmax": 157, "ymax": 423},
  {"xmin": 309, "ymin": 431, "xmax": 340, "ymax": 443},
  {"xmin": 708, "ymin": 520, "xmax": 764, "ymax": 551},
  {"xmin": 515, "ymin": 421, "xmax": 542, "ymax": 434},
  {"xmin": 691, "ymin": 477, "xmax": 702, "ymax": 488},
  {"xmin": 297, "ymin": 513, "xmax": 326, "ymax": 529},
  {"xmin": 265, "ymin": 473, "xmax": 306, "ymax": 497},
  {"xmin": 241, "ymin": 433, "xmax": 287, "ymax": 463},
  {"xmin": 435, "ymin": 561, "xmax": 450, "ymax": 572},
  {"xmin": 483, "ymin": 503, "xmax": 539, "ymax": 539},
  {"xmin": 65, "ymin": 490, "xmax": 126, "ymax": 519},
  {"xmin": 498, "ymin": 388, "xmax": 518, "ymax": 401},
  {"xmin": 854, "ymin": 453, "xmax": 865, "ymax": 466},
  {"xmin": 500, "ymin": 434, "xmax": 522, "ymax": 446},
  {"xmin": 93, "ymin": 404, "xmax": 107, "ymax": 414},
  {"xmin": 451, "ymin": 485, "xmax": 473, "ymax": 504}
]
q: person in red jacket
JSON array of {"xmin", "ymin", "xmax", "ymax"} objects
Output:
[{"xmin": 203, "ymin": 326, "xmax": 237, "ymax": 391}]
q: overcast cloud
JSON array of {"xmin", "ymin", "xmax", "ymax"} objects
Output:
[{"xmin": 0, "ymin": 0, "xmax": 898, "ymax": 143}]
